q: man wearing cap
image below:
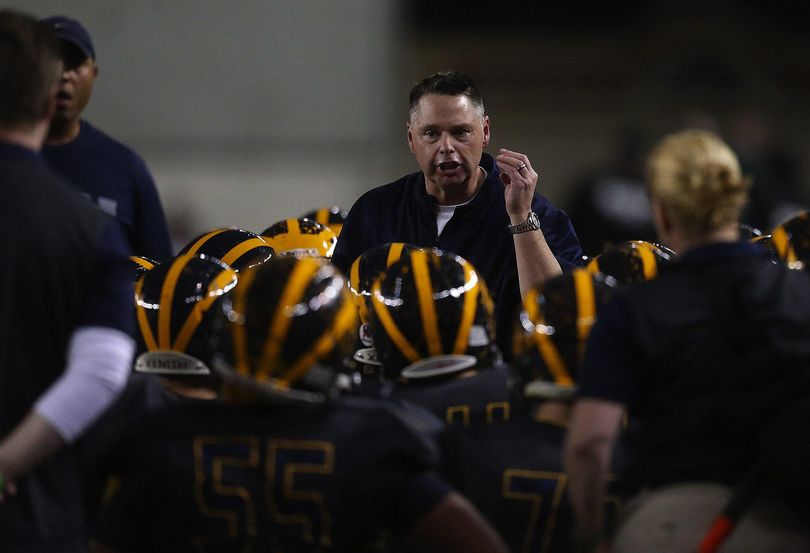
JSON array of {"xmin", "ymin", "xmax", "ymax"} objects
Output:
[{"xmin": 41, "ymin": 15, "xmax": 173, "ymax": 262}]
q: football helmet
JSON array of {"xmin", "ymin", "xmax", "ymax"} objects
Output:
[
  {"xmin": 586, "ymin": 240, "xmax": 673, "ymax": 284},
  {"xmin": 210, "ymin": 256, "xmax": 357, "ymax": 403},
  {"xmin": 301, "ymin": 206, "xmax": 348, "ymax": 237},
  {"xmin": 348, "ymin": 242, "xmax": 423, "ymax": 328},
  {"xmin": 512, "ymin": 269, "xmax": 616, "ymax": 400},
  {"xmin": 178, "ymin": 227, "xmax": 275, "ymax": 272},
  {"xmin": 738, "ymin": 223, "xmax": 763, "ymax": 240},
  {"xmin": 261, "ymin": 218, "xmax": 338, "ymax": 258},
  {"xmin": 751, "ymin": 233, "xmax": 780, "ymax": 262},
  {"xmin": 130, "ymin": 255, "xmax": 159, "ymax": 282},
  {"xmin": 368, "ymin": 248, "xmax": 495, "ymax": 379},
  {"xmin": 771, "ymin": 211, "xmax": 810, "ymax": 271},
  {"xmin": 134, "ymin": 253, "xmax": 238, "ymax": 376}
]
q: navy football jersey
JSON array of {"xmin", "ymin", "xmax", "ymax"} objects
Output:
[
  {"xmin": 90, "ymin": 396, "xmax": 449, "ymax": 552},
  {"xmin": 440, "ymin": 413, "xmax": 624, "ymax": 553},
  {"xmin": 385, "ymin": 366, "xmax": 512, "ymax": 427}
]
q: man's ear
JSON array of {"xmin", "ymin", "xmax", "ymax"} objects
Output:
[
  {"xmin": 407, "ymin": 123, "xmax": 415, "ymax": 154},
  {"xmin": 481, "ymin": 115, "xmax": 490, "ymax": 148}
]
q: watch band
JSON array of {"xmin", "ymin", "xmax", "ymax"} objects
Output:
[{"xmin": 507, "ymin": 212, "xmax": 541, "ymax": 234}]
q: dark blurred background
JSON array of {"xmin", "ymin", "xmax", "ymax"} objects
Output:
[{"xmin": 18, "ymin": 0, "xmax": 810, "ymax": 254}]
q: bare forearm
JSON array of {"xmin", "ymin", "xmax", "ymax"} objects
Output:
[
  {"xmin": 512, "ymin": 224, "xmax": 563, "ymax": 298},
  {"xmin": 565, "ymin": 440, "xmax": 612, "ymax": 541},
  {"xmin": 0, "ymin": 411, "xmax": 65, "ymax": 481}
]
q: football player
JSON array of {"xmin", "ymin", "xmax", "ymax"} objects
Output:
[
  {"xmin": 88, "ymin": 256, "xmax": 508, "ymax": 553},
  {"xmin": 177, "ymin": 227, "xmax": 275, "ymax": 272},
  {"xmin": 586, "ymin": 240, "xmax": 673, "ymax": 285},
  {"xmin": 261, "ymin": 217, "xmax": 337, "ymax": 258},
  {"xmin": 771, "ymin": 210, "xmax": 810, "ymax": 271},
  {"xmin": 439, "ymin": 269, "xmax": 622, "ymax": 553},
  {"xmin": 80, "ymin": 254, "xmax": 239, "ymax": 517},
  {"xmin": 347, "ymin": 242, "xmax": 422, "ymax": 396},
  {"xmin": 368, "ymin": 248, "xmax": 512, "ymax": 426},
  {"xmin": 301, "ymin": 205, "xmax": 348, "ymax": 237}
]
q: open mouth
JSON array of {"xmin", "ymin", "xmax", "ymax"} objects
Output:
[{"xmin": 437, "ymin": 161, "xmax": 460, "ymax": 171}]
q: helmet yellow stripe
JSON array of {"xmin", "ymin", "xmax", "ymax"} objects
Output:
[
  {"xmin": 315, "ymin": 208, "xmax": 329, "ymax": 226},
  {"xmin": 452, "ymin": 261, "xmax": 479, "ymax": 354},
  {"xmin": 771, "ymin": 226, "xmax": 794, "ymax": 263},
  {"xmin": 574, "ymin": 269, "xmax": 596, "ymax": 343},
  {"xmin": 173, "ymin": 268, "xmax": 237, "ymax": 353},
  {"xmin": 131, "ymin": 256, "xmax": 155, "ymax": 271},
  {"xmin": 371, "ymin": 279, "xmax": 421, "ymax": 363},
  {"xmin": 232, "ymin": 267, "xmax": 258, "ymax": 377},
  {"xmin": 283, "ymin": 296, "xmax": 357, "ymax": 384},
  {"xmin": 411, "ymin": 250, "xmax": 443, "ymax": 357},
  {"xmin": 135, "ymin": 276, "xmax": 158, "ymax": 351},
  {"xmin": 636, "ymin": 244, "xmax": 658, "ymax": 280},
  {"xmin": 529, "ymin": 285, "xmax": 573, "ymax": 386},
  {"xmin": 349, "ymin": 256, "xmax": 361, "ymax": 293},
  {"xmin": 348, "ymin": 257, "xmax": 368, "ymax": 324},
  {"xmin": 386, "ymin": 243, "xmax": 405, "ymax": 267},
  {"xmin": 221, "ymin": 237, "xmax": 269, "ymax": 268},
  {"xmin": 158, "ymin": 254, "xmax": 190, "ymax": 349},
  {"xmin": 258, "ymin": 259, "xmax": 320, "ymax": 379},
  {"xmin": 185, "ymin": 228, "xmax": 227, "ymax": 256},
  {"xmin": 586, "ymin": 258, "xmax": 600, "ymax": 275}
]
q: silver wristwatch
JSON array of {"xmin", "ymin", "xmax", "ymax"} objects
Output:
[{"xmin": 507, "ymin": 211, "xmax": 541, "ymax": 234}]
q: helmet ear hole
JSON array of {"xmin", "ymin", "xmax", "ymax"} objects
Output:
[
  {"xmin": 367, "ymin": 248, "xmax": 496, "ymax": 379},
  {"xmin": 210, "ymin": 256, "xmax": 357, "ymax": 403},
  {"xmin": 512, "ymin": 269, "xmax": 616, "ymax": 402}
]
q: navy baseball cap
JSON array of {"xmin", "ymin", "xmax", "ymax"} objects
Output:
[{"xmin": 40, "ymin": 16, "xmax": 95, "ymax": 60}]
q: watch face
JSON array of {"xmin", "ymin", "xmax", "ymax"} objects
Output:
[{"xmin": 528, "ymin": 212, "xmax": 540, "ymax": 228}]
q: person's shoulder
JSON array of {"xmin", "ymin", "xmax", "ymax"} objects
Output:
[
  {"xmin": 355, "ymin": 171, "xmax": 422, "ymax": 205},
  {"xmin": 80, "ymin": 121, "xmax": 151, "ymax": 170}
]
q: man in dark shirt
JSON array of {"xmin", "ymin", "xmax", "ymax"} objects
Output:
[
  {"xmin": 333, "ymin": 71, "xmax": 582, "ymax": 356},
  {"xmin": 40, "ymin": 15, "xmax": 173, "ymax": 262},
  {"xmin": 0, "ymin": 10, "xmax": 134, "ymax": 551}
]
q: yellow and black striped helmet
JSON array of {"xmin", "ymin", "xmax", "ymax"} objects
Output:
[
  {"xmin": 301, "ymin": 206, "xmax": 348, "ymax": 237},
  {"xmin": 178, "ymin": 227, "xmax": 275, "ymax": 272},
  {"xmin": 368, "ymin": 248, "xmax": 495, "ymax": 379},
  {"xmin": 210, "ymin": 256, "xmax": 357, "ymax": 403},
  {"xmin": 771, "ymin": 211, "xmax": 810, "ymax": 271},
  {"xmin": 586, "ymin": 240, "xmax": 673, "ymax": 284},
  {"xmin": 134, "ymin": 253, "xmax": 238, "ymax": 376},
  {"xmin": 130, "ymin": 255, "xmax": 159, "ymax": 282},
  {"xmin": 261, "ymin": 218, "xmax": 338, "ymax": 258},
  {"xmin": 512, "ymin": 269, "xmax": 616, "ymax": 400},
  {"xmin": 348, "ymin": 242, "xmax": 423, "ymax": 327}
]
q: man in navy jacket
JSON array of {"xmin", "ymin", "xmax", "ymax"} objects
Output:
[{"xmin": 333, "ymin": 71, "xmax": 582, "ymax": 356}]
